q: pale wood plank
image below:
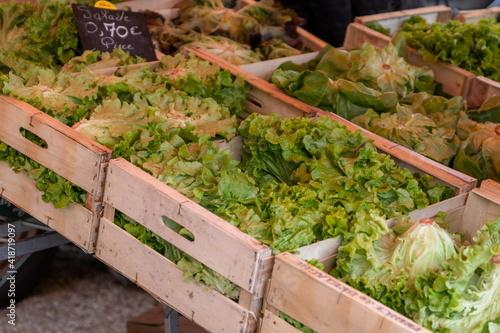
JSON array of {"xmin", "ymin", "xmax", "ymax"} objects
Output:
[
  {"xmin": 104, "ymin": 158, "xmax": 273, "ymax": 293},
  {"xmin": 459, "ymin": 191, "xmax": 495, "ymax": 242},
  {"xmin": 239, "ymin": 258, "xmax": 274, "ymax": 313},
  {"xmin": 456, "ymin": 7, "xmax": 500, "ymax": 23},
  {"xmin": 344, "ymin": 22, "xmax": 392, "ymax": 50},
  {"xmin": 480, "ymin": 179, "xmax": 500, "ymax": 197},
  {"xmin": 444, "ymin": 206, "xmax": 466, "ymax": 234},
  {"xmin": 408, "ymin": 193, "xmax": 468, "ymax": 221},
  {"xmin": 0, "ymin": 95, "xmax": 112, "ymax": 195},
  {"xmin": 354, "ymin": 6, "xmax": 451, "ymax": 36},
  {"xmin": 95, "ymin": 218, "xmax": 257, "ymax": 333},
  {"xmin": 354, "ymin": 5, "xmax": 450, "ymax": 25},
  {"xmin": 267, "ymin": 253, "xmax": 433, "ymax": 333},
  {"xmin": 465, "ymin": 76, "xmax": 500, "ymax": 108},
  {"xmin": 252, "ymin": 256, "xmax": 275, "ymax": 300},
  {"xmin": 260, "ymin": 310, "xmax": 302, "ymax": 333},
  {"xmin": 460, "ymin": 186, "xmax": 500, "ymax": 237},
  {"xmin": 0, "ymin": 162, "xmax": 96, "ymax": 252}
]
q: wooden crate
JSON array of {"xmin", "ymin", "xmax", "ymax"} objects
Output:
[
  {"xmin": 455, "ymin": 7, "xmax": 500, "ymax": 23},
  {"xmin": 261, "ymin": 180, "xmax": 500, "ymax": 333},
  {"xmin": 464, "ymin": 76, "xmax": 500, "ymax": 108},
  {"xmin": 0, "ymin": 95, "xmax": 112, "ymax": 252},
  {"xmin": 343, "ymin": 22, "xmax": 475, "ymax": 98},
  {"xmin": 91, "ymin": 51, "xmax": 476, "ymax": 332},
  {"xmin": 353, "ymin": 5, "xmax": 451, "ymax": 36},
  {"xmin": 95, "ymin": 158, "xmax": 274, "ymax": 333},
  {"xmin": 189, "ymin": 47, "xmax": 477, "ymax": 196}
]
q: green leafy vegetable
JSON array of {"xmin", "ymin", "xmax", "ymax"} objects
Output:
[
  {"xmin": 332, "ymin": 212, "xmax": 500, "ymax": 333},
  {"xmin": 402, "ymin": 16, "xmax": 500, "ymax": 82},
  {"xmin": 0, "ymin": 0, "xmax": 82, "ymax": 72}
]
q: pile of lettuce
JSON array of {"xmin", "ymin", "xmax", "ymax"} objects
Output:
[
  {"xmin": 0, "ymin": 0, "xmax": 153, "ymax": 75},
  {"xmin": 0, "ymin": 0, "xmax": 80, "ymax": 72},
  {"xmin": 0, "ymin": 51, "xmax": 246, "ymax": 207},
  {"xmin": 271, "ymin": 36, "xmax": 435, "ymax": 120},
  {"xmin": 0, "ymin": 50, "xmax": 453, "ymax": 301},
  {"xmin": 270, "ymin": 37, "xmax": 500, "ymax": 184},
  {"xmin": 331, "ymin": 212, "xmax": 500, "ymax": 333},
  {"xmin": 146, "ymin": 0, "xmax": 305, "ymax": 65},
  {"xmin": 402, "ymin": 16, "xmax": 500, "ymax": 82},
  {"xmin": 0, "ymin": 52, "xmax": 246, "ymax": 297}
]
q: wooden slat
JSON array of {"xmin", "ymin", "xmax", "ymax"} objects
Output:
[
  {"xmin": 104, "ymin": 158, "xmax": 272, "ymax": 293},
  {"xmin": 354, "ymin": 5, "xmax": 451, "ymax": 36},
  {"xmin": 260, "ymin": 310, "xmax": 302, "ymax": 333},
  {"xmin": 465, "ymin": 76, "xmax": 500, "ymax": 108},
  {"xmin": 0, "ymin": 95, "xmax": 112, "ymax": 195},
  {"xmin": 0, "ymin": 162, "xmax": 97, "ymax": 252},
  {"xmin": 480, "ymin": 179, "xmax": 500, "ymax": 196},
  {"xmin": 459, "ymin": 187, "xmax": 500, "ymax": 241},
  {"xmin": 343, "ymin": 23, "xmax": 474, "ymax": 98},
  {"xmin": 407, "ymin": 193, "xmax": 468, "ymax": 222},
  {"xmin": 456, "ymin": 7, "xmax": 500, "ymax": 23},
  {"xmin": 343, "ymin": 22, "xmax": 392, "ymax": 50},
  {"xmin": 238, "ymin": 257, "xmax": 274, "ymax": 313},
  {"xmin": 444, "ymin": 206, "xmax": 466, "ymax": 232},
  {"xmin": 95, "ymin": 218, "xmax": 257, "ymax": 333},
  {"xmin": 267, "ymin": 253, "xmax": 433, "ymax": 333}
]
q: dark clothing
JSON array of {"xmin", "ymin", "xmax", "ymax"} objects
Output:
[{"xmin": 281, "ymin": 0, "xmax": 425, "ymax": 46}]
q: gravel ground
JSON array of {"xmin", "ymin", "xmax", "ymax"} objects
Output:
[{"xmin": 0, "ymin": 244, "xmax": 158, "ymax": 333}]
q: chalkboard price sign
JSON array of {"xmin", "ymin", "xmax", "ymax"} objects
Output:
[{"xmin": 71, "ymin": 4, "xmax": 157, "ymax": 62}]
